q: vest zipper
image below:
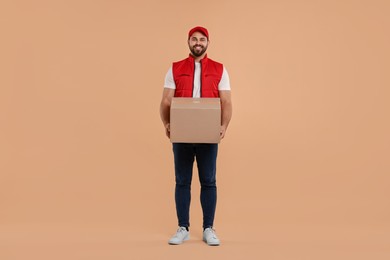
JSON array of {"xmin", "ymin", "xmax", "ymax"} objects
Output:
[
  {"xmin": 200, "ymin": 60, "xmax": 202, "ymax": 97},
  {"xmin": 192, "ymin": 61, "xmax": 195, "ymax": 97}
]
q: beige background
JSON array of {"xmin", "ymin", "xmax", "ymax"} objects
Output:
[{"xmin": 1, "ymin": 0, "xmax": 389, "ymax": 259}]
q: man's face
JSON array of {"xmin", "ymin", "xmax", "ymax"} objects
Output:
[{"xmin": 188, "ymin": 31, "xmax": 209, "ymax": 57}]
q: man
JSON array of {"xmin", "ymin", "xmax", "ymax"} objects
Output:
[{"xmin": 160, "ymin": 26, "xmax": 232, "ymax": 246}]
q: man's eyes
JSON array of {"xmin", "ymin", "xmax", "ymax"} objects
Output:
[{"xmin": 191, "ymin": 38, "xmax": 207, "ymax": 42}]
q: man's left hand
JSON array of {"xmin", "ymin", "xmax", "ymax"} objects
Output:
[{"xmin": 220, "ymin": 125, "xmax": 227, "ymax": 139}]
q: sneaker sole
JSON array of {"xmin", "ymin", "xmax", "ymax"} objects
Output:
[
  {"xmin": 203, "ymin": 238, "xmax": 220, "ymax": 246},
  {"xmin": 168, "ymin": 235, "xmax": 190, "ymax": 245}
]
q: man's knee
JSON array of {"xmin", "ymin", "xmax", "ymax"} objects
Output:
[{"xmin": 200, "ymin": 179, "xmax": 216, "ymax": 188}]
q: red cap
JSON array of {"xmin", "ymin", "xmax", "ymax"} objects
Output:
[{"xmin": 188, "ymin": 26, "xmax": 209, "ymax": 40}]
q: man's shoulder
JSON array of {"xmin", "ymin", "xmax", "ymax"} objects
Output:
[
  {"xmin": 207, "ymin": 57, "xmax": 222, "ymax": 64},
  {"xmin": 173, "ymin": 57, "xmax": 190, "ymax": 65},
  {"xmin": 206, "ymin": 57, "xmax": 224, "ymax": 68}
]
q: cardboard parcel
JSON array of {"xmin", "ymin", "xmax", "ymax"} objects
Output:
[{"xmin": 170, "ymin": 98, "xmax": 221, "ymax": 143}]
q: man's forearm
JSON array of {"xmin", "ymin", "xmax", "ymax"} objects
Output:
[
  {"xmin": 160, "ymin": 88, "xmax": 175, "ymax": 130},
  {"xmin": 221, "ymin": 100, "xmax": 232, "ymax": 128},
  {"xmin": 160, "ymin": 101, "xmax": 170, "ymax": 126}
]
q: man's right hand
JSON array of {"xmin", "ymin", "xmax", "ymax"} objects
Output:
[{"xmin": 160, "ymin": 88, "xmax": 175, "ymax": 139}]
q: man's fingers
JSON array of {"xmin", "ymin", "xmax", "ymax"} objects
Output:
[{"xmin": 220, "ymin": 129, "xmax": 225, "ymax": 139}]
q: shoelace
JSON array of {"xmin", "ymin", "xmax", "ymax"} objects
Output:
[
  {"xmin": 174, "ymin": 227, "xmax": 187, "ymax": 237},
  {"xmin": 205, "ymin": 228, "xmax": 217, "ymax": 239}
]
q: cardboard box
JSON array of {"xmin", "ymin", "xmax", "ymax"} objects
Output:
[{"xmin": 170, "ymin": 98, "xmax": 221, "ymax": 143}]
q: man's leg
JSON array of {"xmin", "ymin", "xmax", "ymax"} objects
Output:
[
  {"xmin": 194, "ymin": 143, "xmax": 218, "ymax": 229},
  {"xmin": 173, "ymin": 143, "xmax": 195, "ymax": 228}
]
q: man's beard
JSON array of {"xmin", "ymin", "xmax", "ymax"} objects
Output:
[{"xmin": 189, "ymin": 44, "xmax": 208, "ymax": 57}]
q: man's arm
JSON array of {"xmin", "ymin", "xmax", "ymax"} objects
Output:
[
  {"xmin": 160, "ymin": 88, "xmax": 175, "ymax": 138},
  {"xmin": 219, "ymin": 90, "xmax": 232, "ymax": 139}
]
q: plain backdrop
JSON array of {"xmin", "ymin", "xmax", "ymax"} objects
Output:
[{"xmin": 1, "ymin": 0, "xmax": 389, "ymax": 259}]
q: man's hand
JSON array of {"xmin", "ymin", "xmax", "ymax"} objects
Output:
[
  {"xmin": 219, "ymin": 90, "xmax": 232, "ymax": 140},
  {"xmin": 160, "ymin": 88, "xmax": 175, "ymax": 139},
  {"xmin": 165, "ymin": 123, "xmax": 171, "ymax": 138},
  {"xmin": 220, "ymin": 125, "xmax": 227, "ymax": 139}
]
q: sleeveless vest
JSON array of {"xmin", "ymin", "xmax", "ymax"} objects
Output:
[{"xmin": 172, "ymin": 54, "xmax": 223, "ymax": 98}]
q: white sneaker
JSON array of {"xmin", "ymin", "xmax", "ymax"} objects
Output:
[
  {"xmin": 203, "ymin": 227, "xmax": 220, "ymax": 246},
  {"xmin": 168, "ymin": 227, "xmax": 190, "ymax": 245}
]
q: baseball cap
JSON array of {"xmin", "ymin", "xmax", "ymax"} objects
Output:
[{"xmin": 188, "ymin": 26, "xmax": 209, "ymax": 40}]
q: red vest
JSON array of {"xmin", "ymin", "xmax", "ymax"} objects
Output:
[{"xmin": 172, "ymin": 54, "xmax": 223, "ymax": 98}]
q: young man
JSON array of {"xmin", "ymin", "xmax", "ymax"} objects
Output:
[{"xmin": 160, "ymin": 26, "xmax": 232, "ymax": 246}]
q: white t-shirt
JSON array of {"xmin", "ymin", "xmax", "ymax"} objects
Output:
[{"xmin": 164, "ymin": 62, "xmax": 231, "ymax": 98}]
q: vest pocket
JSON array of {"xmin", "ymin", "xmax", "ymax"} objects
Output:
[
  {"xmin": 175, "ymin": 73, "xmax": 191, "ymax": 86},
  {"xmin": 205, "ymin": 74, "xmax": 221, "ymax": 84},
  {"xmin": 174, "ymin": 74, "xmax": 192, "ymax": 97},
  {"xmin": 177, "ymin": 73, "xmax": 190, "ymax": 77},
  {"xmin": 204, "ymin": 74, "xmax": 221, "ymax": 93},
  {"xmin": 205, "ymin": 74, "xmax": 220, "ymax": 78}
]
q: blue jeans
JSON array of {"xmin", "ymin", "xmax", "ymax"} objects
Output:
[{"xmin": 172, "ymin": 143, "xmax": 218, "ymax": 229}]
